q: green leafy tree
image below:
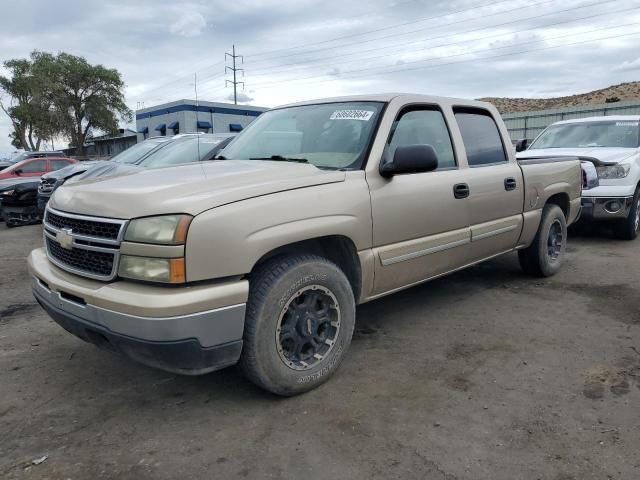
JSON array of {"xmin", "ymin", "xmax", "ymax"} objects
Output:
[
  {"xmin": 49, "ymin": 53, "xmax": 132, "ymax": 154},
  {"xmin": 0, "ymin": 52, "xmax": 60, "ymax": 151},
  {"xmin": 0, "ymin": 51, "xmax": 131, "ymax": 154}
]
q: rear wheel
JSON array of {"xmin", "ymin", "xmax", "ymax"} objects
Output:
[
  {"xmin": 240, "ymin": 254, "xmax": 355, "ymax": 396},
  {"xmin": 613, "ymin": 187, "xmax": 640, "ymax": 241},
  {"xmin": 518, "ymin": 204, "xmax": 567, "ymax": 277}
]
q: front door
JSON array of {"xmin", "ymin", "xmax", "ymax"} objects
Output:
[{"xmin": 367, "ymin": 106, "xmax": 471, "ymax": 296}]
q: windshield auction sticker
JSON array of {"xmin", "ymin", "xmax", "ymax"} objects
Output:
[
  {"xmin": 330, "ymin": 110, "xmax": 374, "ymax": 121},
  {"xmin": 615, "ymin": 121, "xmax": 639, "ymax": 126}
]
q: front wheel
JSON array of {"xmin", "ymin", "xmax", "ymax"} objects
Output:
[
  {"xmin": 240, "ymin": 254, "xmax": 356, "ymax": 396},
  {"xmin": 518, "ymin": 204, "xmax": 567, "ymax": 277},
  {"xmin": 613, "ymin": 188, "xmax": 640, "ymax": 241}
]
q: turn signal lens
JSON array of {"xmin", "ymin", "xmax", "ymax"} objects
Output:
[{"xmin": 169, "ymin": 258, "xmax": 186, "ymax": 284}]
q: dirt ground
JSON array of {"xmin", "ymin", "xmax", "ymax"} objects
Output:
[{"xmin": 1, "ymin": 222, "xmax": 639, "ymax": 480}]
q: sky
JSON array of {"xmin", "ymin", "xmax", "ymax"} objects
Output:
[{"xmin": 0, "ymin": 0, "xmax": 639, "ymax": 154}]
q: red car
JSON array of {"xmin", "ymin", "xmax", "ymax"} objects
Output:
[{"xmin": 0, "ymin": 156, "xmax": 77, "ymax": 180}]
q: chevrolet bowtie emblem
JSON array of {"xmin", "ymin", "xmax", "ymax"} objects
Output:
[{"xmin": 56, "ymin": 228, "xmax": 74, "ymax": 250}]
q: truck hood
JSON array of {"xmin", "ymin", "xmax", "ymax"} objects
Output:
[
  {"xmin": 518, "ymin": 147, "xmax": 638, "ymax": 164},
  {"xmin": 49, "ymin": 160, "xmax": 346, "ymax": 218}
]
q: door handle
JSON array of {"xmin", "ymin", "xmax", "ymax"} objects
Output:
[
  {"xmin": 453, "ymin": 183, "xmax": 470, "ymax": 199},
  {"xmin": 504, "ymin": 177, "xmax": 517, "ymax": 191}
]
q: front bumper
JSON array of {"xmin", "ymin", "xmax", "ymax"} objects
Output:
[
  {"xmin": 580, "ymin": 196, "xmax": 634, "ymax": 221},
  {"xmin": 29, "ymin": 248, "xmax": 249, "ymax": 374}
]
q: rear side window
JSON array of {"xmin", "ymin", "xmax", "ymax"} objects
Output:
[
  {"xmin": 20, "ymin": 160, "xmax": 47, "ymax": 173},
  {"xmin": 388, "ymin": 108, "xmax": 456, "ymax": 169},
  {"xmin": 51, "ymin": 160, "xmax": 71, "ymax": 171},
  {"xmin": 454, "ymin": 110, "xmax": 507, "ymax": 166}
]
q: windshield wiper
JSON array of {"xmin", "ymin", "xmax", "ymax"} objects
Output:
[{"xmin": 250, "ymin": 155, "xmax": 308, "ymax": 163}]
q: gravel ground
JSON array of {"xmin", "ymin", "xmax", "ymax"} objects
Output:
[{"xmin": 1, "ymin": 222, "xmax": 639, "ymax": 480}]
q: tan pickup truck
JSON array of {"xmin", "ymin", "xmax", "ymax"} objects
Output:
[{"xmin": 28, "ymin": 94, "xmax": 582, "ymax": 395}]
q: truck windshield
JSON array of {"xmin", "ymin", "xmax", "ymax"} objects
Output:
[
  {"xmin": 530, "ymin": 120, "xmax": 640, "ymax": 149},
  {"xmin": 220, "ymin": 102, "xmax": 385, "ymax": 170}
]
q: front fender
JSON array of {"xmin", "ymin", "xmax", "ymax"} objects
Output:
[{"xmin": 185, "ymin": 175, "xmax": 372, "ymax": 282}]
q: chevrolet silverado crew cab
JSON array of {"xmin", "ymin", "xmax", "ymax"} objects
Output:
[
  {"xmin": 29, "ymin": 94, "xmax": 582, "ymax": 395},
  {"xmin": 517, "ymin": 116, "xmax": 640, "ymax": 240}
]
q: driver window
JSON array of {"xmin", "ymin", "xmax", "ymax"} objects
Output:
[{"xmin": 388, "ymin": 108, "xmax": 456, "ymax": 169}]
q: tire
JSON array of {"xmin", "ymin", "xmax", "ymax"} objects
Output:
[
  {"xmin": 613, "ymin": 187, "xmax": 640, "ymax": 241},
  {"xmin": 240, "ymin": 254, "xmax": 356, "ymax": 396},
  {"xmin": 518, "ymin": 204, "xmax": 567, "ymax": 277}
]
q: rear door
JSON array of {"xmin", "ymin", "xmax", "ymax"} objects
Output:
[
  {"xmin": 452, "ymin": 108, "xmax": 524, "ymax": 262},
  {"xmin": 368, "ymin": 105, "xmax": 471, "ymax": 295},
  {"xmin": 19, "ymin": 159, "xmax": 48, "ymax": 177}
]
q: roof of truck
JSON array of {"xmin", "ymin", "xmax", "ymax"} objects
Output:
[
  {"xmin": 553, "ymin": 115, "xmax": 640, "ymax": 125},
  {"xmin": 278, "ymin": 93, "xmax": 494, "ymax": 110}
]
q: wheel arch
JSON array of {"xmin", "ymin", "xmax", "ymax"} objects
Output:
[
  {"xmin": 251, "ymin": 235, "xmax": 362, "ymax": 301},
  {"xmin": 545, "ymin": 192, "xmax": 570, "ymax": 220}
]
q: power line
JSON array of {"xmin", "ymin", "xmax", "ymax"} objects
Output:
[
  {"xmin": 133, "ymin": 0, "xmax": 494, "ymax": 104},
  {"xmin": 245, "ymin": 0, "xmax": 576, "ymax": 66},
  {"xmin": 246, "ymin": 2, "xmax": 633, "ymax": 78},
  {"xmin": 133, "ymin": 60, "xmax": 225, "ymax": 105},
  {"xmin": 244, "ymin": 0, "xmax": 516, "ymax": 60},
  {"xmin": 245, "ymin": 29, "xmax": 640, "ymax": 90},
  {"xmin": 134, "ymin": 0, "xmax": 590, "ymax": 103}
]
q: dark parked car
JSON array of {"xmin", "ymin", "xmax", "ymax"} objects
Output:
[
  {"xmin": 0, "ymin": 151, "xmax": 68, "ymax": 171},
  {"xmin": 37, "ymin": 133, "xmax": 236, "ymax": 213},
  {"xmin": 0, "ymin": 180, "xmax": 41, "ymax": 227}
]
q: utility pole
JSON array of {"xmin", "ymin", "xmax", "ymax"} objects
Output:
[{"xmin": 225, "ymin": 45, "xmax": 244, "ymax": 105}]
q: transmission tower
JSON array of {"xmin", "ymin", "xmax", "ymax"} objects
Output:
[{"xmin": 225, "ymin": 45, "xmax": 245, "ymax": 104}]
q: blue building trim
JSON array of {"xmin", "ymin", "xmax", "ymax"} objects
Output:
[
  {"xmin": 197, "ymin": 120, "xmax": 212, "ymax": 129},
  {"xmin": 136, "ymin": 104, "xmax": 264, "ymax": 120}
]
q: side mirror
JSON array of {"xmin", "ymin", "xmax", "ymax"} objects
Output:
[
  {"xmin": 14, "ymin": 168, "xmax": 23, "ymax": 175},
  {"xmin": 380, "ymin": 144, "xmax": 439, "ymax": 177},
  {"xmin": 515, "ymin": 139, "xmax": 528, "ymax": 152}
]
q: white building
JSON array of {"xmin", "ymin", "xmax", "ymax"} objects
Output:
[{"xmin": 135, "ymin": 100, "xmax": 268, "ymax": 140}]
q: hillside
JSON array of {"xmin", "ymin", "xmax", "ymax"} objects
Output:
[{"xmin": 479, "ymin": 81, "xmax": 640, "ymax": 114}]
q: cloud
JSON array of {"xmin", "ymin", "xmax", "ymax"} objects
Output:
[
  {"xmin": 0, "ymin": 0, "xmax": 639, "ymax": 153},
  {"xmin": 169, "ymin": 11, "xmax": 206, "ymax": 37},
  {"xmin": 226, "ymin": 91, "xmax": 255, "ymax": 103},
  {"xmin": 613, "ymin": 57, "xmax": 640, "ymax": 73}
]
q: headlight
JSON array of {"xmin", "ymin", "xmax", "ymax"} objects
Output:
[
  {"xmin": 118, "ymin": 255, "xmax": 186, "ymax": 283},
  {"xmin": 1, "ymin": 189, "xmax": 15, "ymax": 196},
  {"xmin": 596, "ymin": 164, "xmax": 631, "ymax": 179},
  {"xmin": 124, "ymin": 214, "xmax": 192, "ymax": 245}
]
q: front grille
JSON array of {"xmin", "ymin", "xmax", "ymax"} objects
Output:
[
  {"xmin": 43, "ymin": 208, "xmax": 126, "ymax": 281},
  {"xmin": 45, "ymin": 210, "xmax": 122, "ymax": 240},
  {"xmin": 46, "ymin": 237, "xmax": 115, "ymax": 277}
]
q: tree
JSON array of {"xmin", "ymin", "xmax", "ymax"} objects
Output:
[
  {"xmin": 0, "ymin": 52, "xmax": 60, "ymax": 151},
  {"xmin": 49, "ymin": 53, "xmax": 132, "ymax": 154},
  {"xmin": 0, "ymin": 51, "xmax": 132, "ymax": 154}
]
